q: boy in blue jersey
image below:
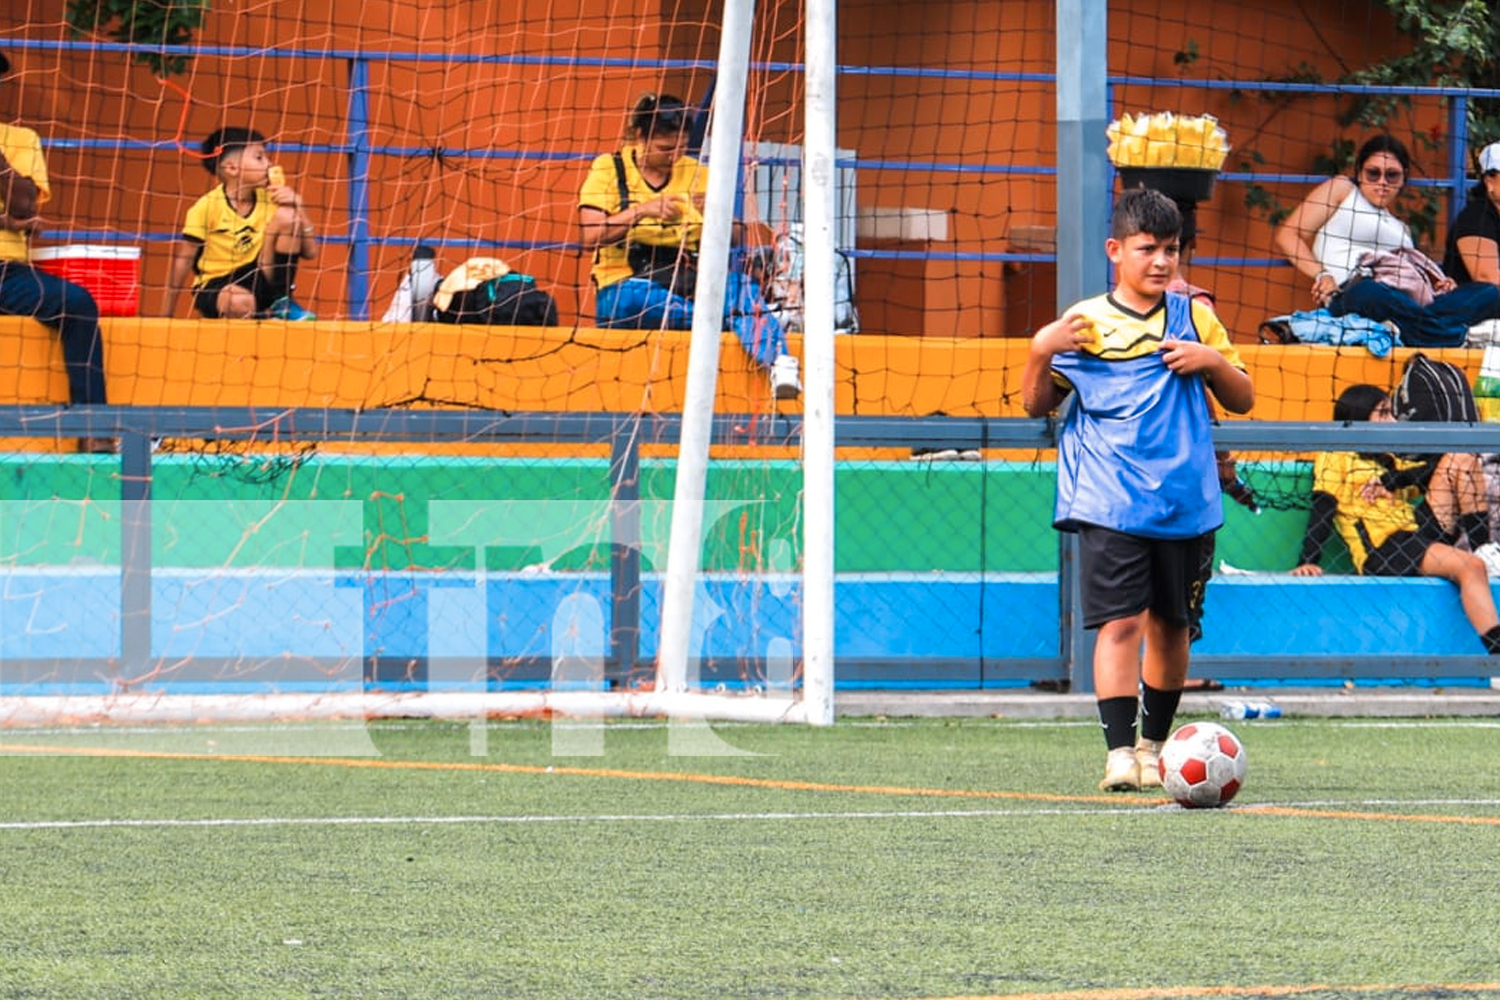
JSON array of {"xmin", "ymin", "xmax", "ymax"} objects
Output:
[{"xmin": 1020, "ymin": 189, "xmax": 1255, "ymax": 792}]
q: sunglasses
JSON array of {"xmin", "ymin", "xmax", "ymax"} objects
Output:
[
  {"xmin": 1486, "ymin": 169, "xmax": 1500, "ymax": 179},
  {"xmin": 652, "ymin": 109, "xmax": 687, "ymax": 132},
  {"xmin": 1361, "ymin": 166, "xmax": 1405, "ymax": 184}
]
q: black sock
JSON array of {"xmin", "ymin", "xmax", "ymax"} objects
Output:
[
  {"xmin": 1484, "ymin": 626, "xmax": 1500, "ymax": 655},
  {"xmin": 1139, "ymin": 682, "xmax": 1183, "ymax": 742},
  {"xmin": 1459, "ymin": 512, "xmax": 1492, "ymax": 551},
  {"xmin": 1097, "ymin": 696, "xmax": 1138, "ymax": 750},
  {"xmin": 271, "ymin": 252, "xmax": 300, "ymax": 302}
]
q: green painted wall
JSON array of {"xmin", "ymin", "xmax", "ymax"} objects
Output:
[{"xmin": 0, "ymin": 455, "xmax": 1326, "ymax": 573}]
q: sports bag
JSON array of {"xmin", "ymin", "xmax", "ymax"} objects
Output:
[
  {"xmin": 1392, "ymin": 352, "xmax": 1478, "ymax": 423},
  {"xmin": 432, "ymin": 257, "xmax": 558, "ymax": 327}
]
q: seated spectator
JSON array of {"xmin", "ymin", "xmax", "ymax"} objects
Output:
[
  {"xmin": 1443, "ymin": 140, "xmax": 1500, "ymax": 287},
  {"xmin": 578, "ymin": 93, "xmax": 800, "ymax": 399},
  {"xmin": 162, "ymin": 127, "xmax": 318, "ymax": 320},
  {"xmin": 0, "ymin": 50, "xmax": 110, "ymax": 452},
  {"xmin": 1273, "ymin": 133, "xmax": 1500, "ymax": 347},
  {"xmin": 1293, "ymin": 384, "xmax": 1500, "ymax": 654},
  {"xmin": 1390, "ymin": 354, "xmax": 1500, "ymax": 568}
]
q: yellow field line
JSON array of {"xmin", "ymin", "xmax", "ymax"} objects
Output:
[
  {"xmin": 1246, "ymin": 804, "xmax": 1500, "ymax": 826},
  {"xmin": 5, "ymin": 743, "xmax": 1500, "ymax": 827},
  {"xmin": 0, "ymin": 742, "xmax": 1145, "ymax": 805},
  {"xmin": 838, "ymin": 985, "xmax": 1500, "ymax": 1000}
]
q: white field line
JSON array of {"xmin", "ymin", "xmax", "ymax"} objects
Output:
[
  {"xmin": 5, "ymin": 717, "xmax": 1500, "ymax": 739},
  {"xmin": 2, "ymin": 800, "xmax": 1498, "ymax": 833},
  {"xmin": 0, "ymin": 807, "xmax": 1232, "ymax": 831}
]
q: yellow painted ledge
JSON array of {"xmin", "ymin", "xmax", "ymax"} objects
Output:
[{"xmin": 0, "ymin": 317, "xmax": 1478, "ymax": 423}]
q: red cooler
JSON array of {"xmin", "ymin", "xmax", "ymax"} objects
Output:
[{"xmin": 30, "ymin": 244, "xmax": 143, "ymax": 317}]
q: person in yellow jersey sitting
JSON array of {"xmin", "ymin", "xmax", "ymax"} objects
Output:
[
  {"xmin": 578, "ymin": 93, "xmax": 800, "ymax": 399},
  {"xmin": 0, "ymin": 50, "xmax": 109, "ymax": 450},
  {"xmin": 1293, "ymin": 383, "xmax": 1500, "ymax": 653},
  {"xmin": 161, "ymin": 127, "xmax": 318, "ymax": 320}
]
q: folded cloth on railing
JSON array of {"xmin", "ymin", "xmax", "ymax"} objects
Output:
[{"xmin": 1257, "ymin": 308, "xmax": 1395, "ymax": 357}]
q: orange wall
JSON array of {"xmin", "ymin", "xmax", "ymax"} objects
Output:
[{"xmin": 1, "ymin": 1, "xmax": 1430, "ymax": 343}]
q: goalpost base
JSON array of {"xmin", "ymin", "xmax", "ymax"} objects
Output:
[{"xmin": 0, "ymin": 690, "xmax": 819, "ymax": 728}]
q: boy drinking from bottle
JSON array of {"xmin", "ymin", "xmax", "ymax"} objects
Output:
[{"xmin": 161, "ymin": 126, "xmax": 318, "ymax": 320}]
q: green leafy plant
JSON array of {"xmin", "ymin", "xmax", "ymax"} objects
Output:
[
  {"xmin": 64, "ymin": 0, "xmax": 210, "ymax": 77},
  {"xmin": 1232, "ymin": 0, "xmax": 1500, "ymax": 245}
]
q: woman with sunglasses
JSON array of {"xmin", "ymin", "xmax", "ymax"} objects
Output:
[
  {"xmin": 578, "ymin": 93, "xmax": 801, "ymax": 398},
  {"xmin": 1274, "ymin": 134, "xmax": 1500, "ymax": 347}
]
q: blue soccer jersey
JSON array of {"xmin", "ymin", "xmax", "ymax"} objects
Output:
[{"xmin": 1048, "ymin": 291, "xmax": 1244, "ymax": 539}]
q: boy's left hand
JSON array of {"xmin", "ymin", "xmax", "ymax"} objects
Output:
[{"xmin": 1158, "ymin": 338, "xmax": 1219, "ymax": 374}]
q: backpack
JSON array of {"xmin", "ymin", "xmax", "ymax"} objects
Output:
[
  {"xmin": 431, "ymin": 256, "xmax": 559, "ymax": 327},
  {"xmin": 752, "ymin": 223, "xmax": 860, "ymax": 335},
  {"xmin": 1392, "ymin": 352, "xmax": 1478, "ymax": 423}
]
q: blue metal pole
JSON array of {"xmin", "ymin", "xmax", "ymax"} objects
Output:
[
  {"xmin": 1055, "ymin": 0, "xmax": 1110, "ymax": 691},
  {"xmin": 345, "ymin": 57, "xmax": 373, "ymax": 319},
  {"xmin": 1447, "ymin": 94, "xmax": 1470, "ymax": 226}
]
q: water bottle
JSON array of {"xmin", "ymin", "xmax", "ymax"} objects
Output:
[
  {"xmin": 1223, "ymin": 477, "xmax": 1261, "ymax": 514},
  {"xmin": 1219, "ymin": 700, "xmax": 1282, "ymax": 720},
  {"xmin": 1473, "ymin": 346, "xmax": 1500, "ymax": 422},
  {"xmin": 409, "ymin": 245, "xmax": 440, "ymax": 323}
]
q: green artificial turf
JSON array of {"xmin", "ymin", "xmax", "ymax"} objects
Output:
[{"xmin": 0, "ymin": 717, "xmax": 1496, "ymax": 999}]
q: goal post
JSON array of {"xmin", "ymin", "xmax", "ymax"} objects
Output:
[
  {"xmin": 798, "ymin": 0, "xmax": 839, "ymax": 726},
  {"xmin": 654, "ymin": 0, "xmax": 837, "ymax": 726}
]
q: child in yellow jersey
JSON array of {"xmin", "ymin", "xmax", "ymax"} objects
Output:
[
  {"xmin": 1293, "ymin": 384, "xmax": 1500, "ymax": 653},
  {"xmin": 161, "ymin": 127, "xmax": 319, "ymax": 320},
  {"xmin": 1021, "ymin": 189, "xmax": 1254, "ymax": 793}
]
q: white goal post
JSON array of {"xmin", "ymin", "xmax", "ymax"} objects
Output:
[{"xmin": 653, "ymin": 0, "xmax": 837, "ymax": 726}]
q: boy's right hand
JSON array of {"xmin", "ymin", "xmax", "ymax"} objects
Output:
[{"xmin": 1033, "ymin": 312, "xmax": 1098, "ymax": 354}]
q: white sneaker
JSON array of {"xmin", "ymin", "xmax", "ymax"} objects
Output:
[
  {"xmin": 770, "ymin": 354, "xmax": 801, "ymax": 399},
  {"xmin": 1475, "ymin": 542, "xmax": 1500, "ymax": 577},
  {"xmin": 1135, "ymin": 738, "xmax": 1164, "ymax": 789},
  {"xmin": 1098, "ymin": 746, "xmax": 1140, "ymax": 792}
]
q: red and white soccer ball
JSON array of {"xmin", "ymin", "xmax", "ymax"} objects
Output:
[{"xmin": 1159, "ymin": 721, "xmax": 1247, "ymax": 808}]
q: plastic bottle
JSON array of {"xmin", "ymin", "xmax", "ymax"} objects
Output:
[
  {"xmin": 1223, "ymin": 477, "xmax": 1261, "ymax": 514},
  {"xmin": 1473, "ymin": 347, "xmax": 1500, "ymax": 422},
  {"xmin": 409, "ymin": 245, "xmax": 440, "ymax": 323},
  {"xmin": 1219, "ymin": 700, "xmax": 1282, "ymax": 720}
]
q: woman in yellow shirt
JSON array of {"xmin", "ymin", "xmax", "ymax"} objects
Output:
[{"xmin": 578, "ymin": 93, "xmax": 800, "ymax": 399}]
